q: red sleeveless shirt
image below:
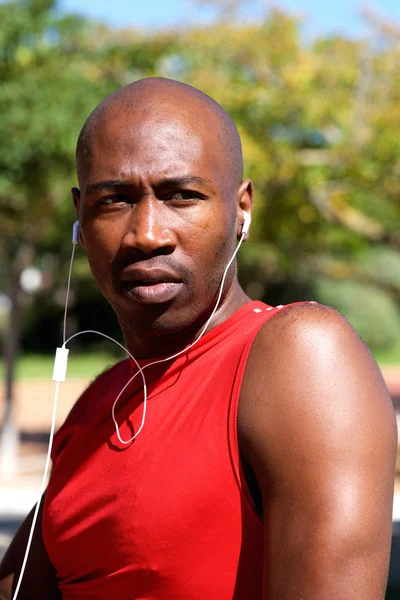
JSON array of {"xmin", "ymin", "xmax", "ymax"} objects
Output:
[{"xmin": 43, "ymin": 301, "xmax": 286, "ymax": 599}]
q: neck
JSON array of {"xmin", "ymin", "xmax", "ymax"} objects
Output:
[{"xmin": 119, "ymin": 283, "xmax": 250, "ymax": 359}]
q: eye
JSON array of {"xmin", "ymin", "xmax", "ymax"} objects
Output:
[
  {"xmin": 97, "ymin": 194, "xmax": 131, "ymax": 206},
  {"xmin": 167, "ymin": 190, "xmax": 204, "ymax": 202}
]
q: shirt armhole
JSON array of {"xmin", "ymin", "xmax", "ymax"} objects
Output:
[
  {"xmin": 227, "ymin": 313, "xmax": 276, "ymax": 524},
  {"xmin": 227, "ymin": 301, "xmax": 319, "ymax": 522}
]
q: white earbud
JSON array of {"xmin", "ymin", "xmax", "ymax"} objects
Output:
[
  {"xmin": 72, "ymin": 220, "xmax": 80, "ymax": 245},
  {"xmin": 241, "ymin": 211, "xmax": 251, "ymax": 236}
]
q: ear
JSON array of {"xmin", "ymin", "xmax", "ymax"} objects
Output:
[
  {"xmin": 72, "ymin": 186, "xmax": 80, "ymax": 214},
  {"xmin": 236, "ymin": 178, "xmax": 253, "ymax": 240},
  {"xmin": 71, "ymin": 187, "xmax": 85, "ymax": 249}
]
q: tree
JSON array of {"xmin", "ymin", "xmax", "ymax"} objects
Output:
[
  {"xmin": 0, "ymin": 0, "xmax": 182, "ymax": 473},
  {"xmin": 148, "ymin": 8, "xmax": 400, "ymax": 342},
  {"xmin": 0, "ymin": 0, "xmax": 113, "ymax": 472}
]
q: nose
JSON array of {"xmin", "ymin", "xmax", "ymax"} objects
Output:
[{"xmin": 122, "ymin": 198, "xmax": 176, "ymax": 255}]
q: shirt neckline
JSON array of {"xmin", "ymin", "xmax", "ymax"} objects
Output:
[{"xmin": 128, "ymin": 300, "xmax": 268, "ymax": 372}]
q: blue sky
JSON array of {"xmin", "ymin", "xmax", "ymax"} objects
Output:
[{"xmin": 59, "ymin": 0, "xmax": 400, "ymax": 38}]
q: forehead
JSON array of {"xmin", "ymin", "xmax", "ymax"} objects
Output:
[{"xmin": 80, "ymin": 109, "xmax": 227, "ymax": 191}]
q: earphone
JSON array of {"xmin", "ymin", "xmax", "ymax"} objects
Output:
[
  {"xmin": 11, "ymin": 209, "xmax": 251, "ymax": 600},
  {"xmin": 241, "ymin": 211, "xmax": 251, "ymax": 235},
  {"xmin": 72, "ymin": 220, "xmax": 80, "ymax": 244}
]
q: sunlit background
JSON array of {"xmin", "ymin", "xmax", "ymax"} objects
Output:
[{"xmin": 0, "ymin": 0, "xmax": 399, "ymax": 596}]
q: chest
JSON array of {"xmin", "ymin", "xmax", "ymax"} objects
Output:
[{"xmin": 43, "ymin": 360, "xmax": 244, "ymax": 589}]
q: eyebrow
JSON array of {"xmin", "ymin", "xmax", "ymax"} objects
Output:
[
  {"xmin": 157, "ymin": 176, "xmax": 211, "ymax": 189},
  {"xmin": 85, "ymin": 180, "xmax": 128, "ymax": 195},
  {"xmin": 84, "ymin": 175, "xmax": 212, "ymax": 195}
]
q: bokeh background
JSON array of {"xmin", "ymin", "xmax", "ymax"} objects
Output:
[{"xmin": 0, "ymin": 0, "xmax": 400, "ymax": 597}]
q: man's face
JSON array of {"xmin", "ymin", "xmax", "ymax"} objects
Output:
[{"xmin": 74, "ymin": 109, "xmax": 240, "ymax": 337}]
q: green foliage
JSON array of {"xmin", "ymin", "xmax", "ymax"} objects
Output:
[
  {"xmin": 165, "ymin": 12, "xmax": 400, "ymax": 272},
  {"xmin": 1, "ymin": 1, "xmax": 400, "ymax": 356},
  {"xmin": 359, "ymin": 246, "xmax": 400, "ymax": 292},
  {"xmin": 0, "ymin": 0, "xmax": 112, "ymax": 242},
  {"xmin": 313, "ymin": 277, "xmax": 400, "ymax": 350}
]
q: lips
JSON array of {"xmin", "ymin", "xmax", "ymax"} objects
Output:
[{"xmin": 120, "ymin": 267, "xmax": 183, "ymax": 304}]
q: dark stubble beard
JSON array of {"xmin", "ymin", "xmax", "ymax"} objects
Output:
[{"xmin": 86, "ymin": 234, "xmax": 237, "ymax": 340}]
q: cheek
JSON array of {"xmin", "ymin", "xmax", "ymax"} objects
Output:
[
  {"xmin": 183, "ymin": 226, "xmax": 234, "ymax": 292},
  {"xmin": 81, "ymin": 222, "xmax": 123, "ymax": 267},
  {"xmin": 83, "ymin": 232, "xmax": 120, "ymax": 297}
]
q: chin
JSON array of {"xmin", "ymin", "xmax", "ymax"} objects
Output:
[{"xmin": 115, "ymin": 300, "xmax": 191, "ymax": 336}]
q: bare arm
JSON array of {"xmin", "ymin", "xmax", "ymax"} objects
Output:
[
  {"xmin": 0, "ymin": 496, "xmax": 60, "ymax": 599},
  {"xmin": 239, "ymin": 304, "xmax": 397, "ymax": 599}
]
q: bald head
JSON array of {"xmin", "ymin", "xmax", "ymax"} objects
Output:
[{"xmin": 76, "ymin": 77, "xmax": 243, "ymax": 191}]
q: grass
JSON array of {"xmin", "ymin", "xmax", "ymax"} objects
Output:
[
  {"xmin": 0, "ymin": 343, "xmax": 400, "ymax": 381},
  {"xmin": 0, "ymin": 352, "xmax": 122, "ymax": 380}
]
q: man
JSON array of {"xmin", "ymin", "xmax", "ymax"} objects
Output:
[{"xmin": 0, "ymin": 77, "xmax": 397, "ymax": 599}]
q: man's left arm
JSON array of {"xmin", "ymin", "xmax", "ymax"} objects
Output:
[{"xmin": 239, "ymin": 304, "xmax": 398, "ymax": 600}]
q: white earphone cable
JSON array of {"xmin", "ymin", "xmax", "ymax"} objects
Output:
[
  {"xmin": 64, "ymin": 330, "xmax": 147, "ymax": 444},
  {"xmin": 63, "ymin": 243, "xmax": 76, "ymax": 346},
  {"xmin": 64, "ymin": 230, "xmax": 245, "ymax": 444},
  {"xmin": 11, "ymin": 382, "xmax": 60, "ymax": 600},
  {"xmin": 11, "ymin": 225, "xmax": 247, "ymax": 597},
  {"xmin": 109, "ymin": 229, "xmax": 244, "ymax": 443}
]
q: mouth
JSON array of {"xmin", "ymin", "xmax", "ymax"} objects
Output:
[
  {"xmin": 121, "ymin": 280, "xmax": 183, "ymax": 304},
  {"xmin": 120, "ymin": 268, "xmax": 183, "ymax": 305}
]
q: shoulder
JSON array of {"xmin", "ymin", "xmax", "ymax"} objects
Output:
[
  {"xmin": 238, "ymin": 302, "xmax": 397, "ymax": 596},
  {"xmin": 238, "ymin": 301, "xmax": 397, "ymax": 480},
  {"xmin": 254, "ymin": 300, "xmax": 362, "ymax": 351},
  {"xmin": 242, "ymin": 301, "xmax": 383, "ymax": 387}
]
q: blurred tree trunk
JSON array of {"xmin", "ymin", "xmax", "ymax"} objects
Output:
[{"xmin": 0, "ymin": 242, "xmax": 34, "ymax": 476}]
